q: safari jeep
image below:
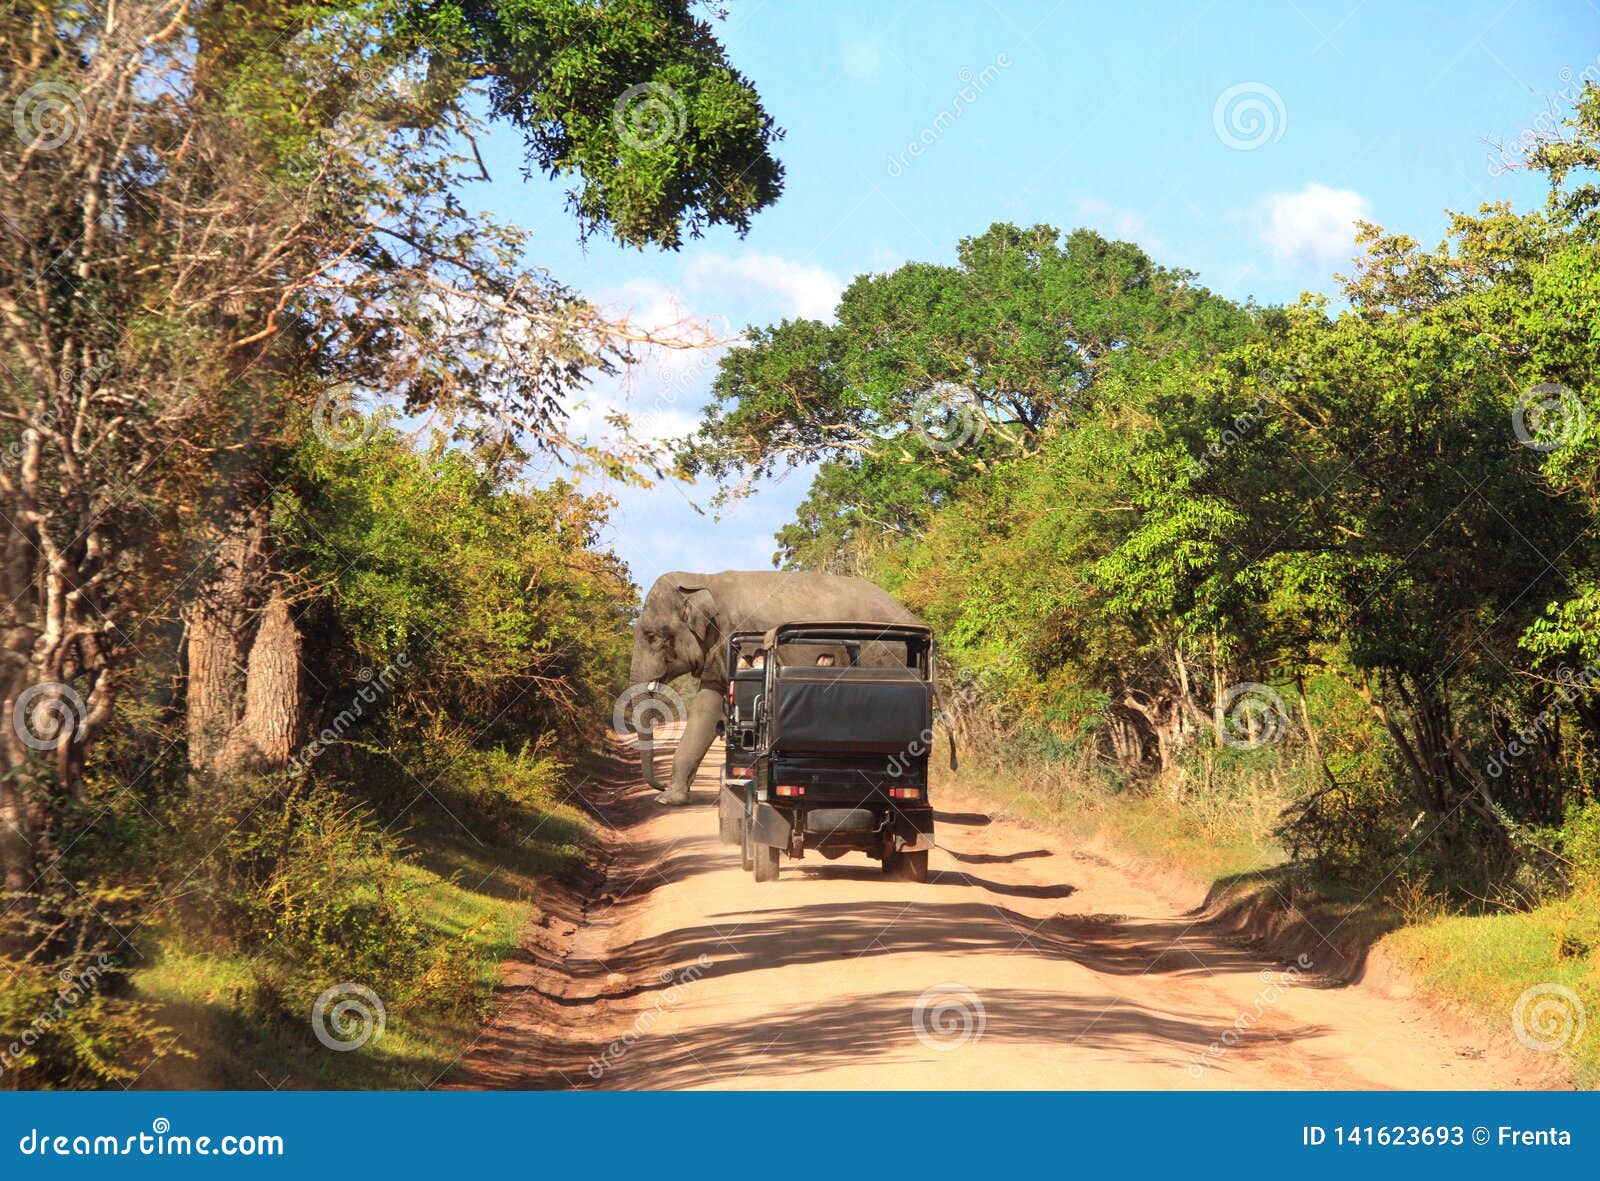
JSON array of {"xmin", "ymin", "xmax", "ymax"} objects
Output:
[
  {"xmin": 718, "ymin": 628, "xmax": 867, "ymax": 856},
  {"xmin": 741, "ymin": 622, "xmax": 937, "ymax": 883}
]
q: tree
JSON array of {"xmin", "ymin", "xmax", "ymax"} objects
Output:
[
  {"xmin": 1098, "ymin": 92, "xmax": 1600, "ymax": 858},
  {"xmin": 282, "ymin": 431, "xmax": 633, "ymax": 753},
  {"xmin": 454, "ymin": 0, "xmax": 785, "ymax": 249},
  {"xmin": 682, "ymin": 223, "xmax": 1252, "ymax": 562},
  {"xmin": 0, "ymin": 0, "xmax": 782, "ymax": 887}
]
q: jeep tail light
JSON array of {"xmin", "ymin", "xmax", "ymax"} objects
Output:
[
  {"xmin": 775, "ymin": 785, "xmax": 805, "ymax": 797},
  {"xmin": 888, "ymin": 787, "xmax": 920, "ymax": 800}
]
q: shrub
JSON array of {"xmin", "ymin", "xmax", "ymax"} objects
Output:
[
  {"xmin": 0, "ymin": 888, "xmax": 174, "ymax": 1090},
  {"xmin": 1560, "ymin": 799, "xmax": 1600, "ymax": 894}
]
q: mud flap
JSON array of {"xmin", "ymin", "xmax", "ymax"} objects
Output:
[
  {"xmin": 749, "ymin": 802, "xmax": 793, "ymax": 851},
  {"xmin": 892, "ymin": 805, "xmax": 936, "ymax": 853},
  {"xmin": 719, "ymin": 777, "xmax": 750, "ymax": 846}
]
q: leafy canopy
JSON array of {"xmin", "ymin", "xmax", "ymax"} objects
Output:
[{"xmin": 683, "ymin": 222, "xmax": 1256, "ymax": 567}]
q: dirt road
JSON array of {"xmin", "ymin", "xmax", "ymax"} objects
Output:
[{"xmin": 458, "ymin": 729, "xmax": 1547, "ymax": 1090}]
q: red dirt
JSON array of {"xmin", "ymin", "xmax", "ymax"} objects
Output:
[{"xmin": 454, "ymin": 728, "xmax": 1559, "ymax": 1090}]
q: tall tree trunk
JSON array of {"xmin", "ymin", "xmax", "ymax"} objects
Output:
[
  {"xmin": 224, "ymin": 585, "xmax": 302, "ymax": 770},
  {"xmin": 186, "ymin": 492, "xmax": 302, "ymax": 779},
  {"xmin": 0, "ymin": 756, "xmax": 37, "ymax": 893}
]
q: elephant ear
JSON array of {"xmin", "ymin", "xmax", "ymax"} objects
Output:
[{"xmin": 675, "ymin": 584, "xmax": 719, "ymax": 645}]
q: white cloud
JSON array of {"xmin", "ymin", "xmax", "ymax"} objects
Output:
[
  {"xmin": 1258, "ymin": 183, "xmax": 1371, "ymax": 267},
  {"xmin": 574, "ymin": 252, "xmax": 842, "ymax": 587},
  {"xmin": 681, "ymin": 251, "xmax": 844, "ymax": 322},
  {"xmin": 570, "ymin": 251, "xmax": 844, "ymax": 452},
  {"xmin": 598, "ymin": 466, "xmax": 812, "ymax": 589}
]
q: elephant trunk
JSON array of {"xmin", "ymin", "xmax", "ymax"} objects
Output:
[
  {"xmin": 640, "ymin": 726, "xmax": 660, "ymax": 789},
  {"xmin": 640, "ymin": 679, "xmax": 664, "ymax": 790},
  {"xmin": 629, "ymin": 632, "xmax": 667, "ymax": 790}
]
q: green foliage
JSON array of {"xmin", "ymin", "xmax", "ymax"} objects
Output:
[
  {"xmin": 89, "ymin": 429, "xmax": 633, "ymax": 1085},
  {"xmin": 0, "ymin": 889, "xmax": 175, "ymax": 1090},
  {"xmin": 711, "ymin": 85, "xmax": 1600, "ymax": 907},
  {"xmin": 689, "ymin": 221, "xmax": 1255, "ymax": 569},
  {"xmin": 169, "ymin": 427, "xmax": 633, "ymax": 1026},
  {"xmin": 439, "ymin": 0, "xmax": 784, "ymax": 247},
  {"xmin": 3, "ymin": 0, "xmax": 765, "ymax": 1090},
  {"xmin": 0, "ymin": 427, "xmax": 634, "ymax": 1087},
  {"xmin": 282, "ymin": 431, "xmax": 633, "ymax": 749},
  {"xmin": 168, "ymin": 777, "xmax": 430, "ymax": 1022},
  {"xmin": 214, "ymin": 0, "xmax": 783, "ymax": 252},
  {"xmin": 1560, "ymin": 799, "xmax": 1600, "ymax": 894}
]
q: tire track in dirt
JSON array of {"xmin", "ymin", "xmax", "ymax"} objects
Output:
[{"xmin": 455, "ymin": 727, "xmax": 1561, "ymax": 1091}]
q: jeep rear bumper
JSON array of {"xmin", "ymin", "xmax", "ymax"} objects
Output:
[{"xmin": 747, "ymin": 801, "xmax": 934, "ymax": 855}]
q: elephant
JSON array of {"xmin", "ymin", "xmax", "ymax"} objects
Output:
[{"xmin": 625, "ymin": 570, "xmax": 924, "ymax": 804}]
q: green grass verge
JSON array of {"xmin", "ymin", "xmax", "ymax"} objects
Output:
[
  {"xmin": 938, "ymin": 757, "xmax": 1281, "ymax": 884},
  {"xmin": 942, "ymin": 756, "xmax": 1596, "ymax": 1088},
  {"xmin": 1384, "ymin": 905, "xmax": 1599, "ymax": 1087},
  {"xmin": 129, "ymin": 771, "xmax": 592, "ymax": 1090}
]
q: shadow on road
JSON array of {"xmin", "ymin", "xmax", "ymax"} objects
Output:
[
  {"xmin": 933, "ymin": 810, "xmax": 993, "ymax": 827},
  {"xmin": 459, "ymin": 731, "xmax": 1358, "ymax": 1091},
  {"xmin": 941, "ymin": 846, "xmax": 1052, "ymax": 865},
  {"xmin": 576, "ymin": 986, "xmax": 1328, "ymax": 1089}
]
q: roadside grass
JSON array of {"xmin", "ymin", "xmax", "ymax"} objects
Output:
[
  {"xmin": 1383, "ymin": 902, "xmax": 1600, "ymax": 1087},
  {"xmin": 940, "ymin": 752, "xmax": 1595, "ymax": 1088},
  {"xmin": 936, "ymin": 754, "xmax": 1280, "ymax": 884},
  {"xmin": 131, "ymin": 762, "xmax": 593, "ymax": 1090}
]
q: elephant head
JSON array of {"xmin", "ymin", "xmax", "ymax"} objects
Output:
[
  {"xmin": 627, "ymin": 575, "xmax": 726, "ymax": 789},
  {"xmin": 628, "ymin": 575, "xmax": 721, "ymax": 692}
]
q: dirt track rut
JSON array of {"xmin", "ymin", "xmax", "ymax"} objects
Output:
[{"xmin": 457, "ymin": 728, "xmax": 1549, "ymax": 1091}]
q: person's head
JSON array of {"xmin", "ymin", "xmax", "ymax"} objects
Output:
[
  {"xmin": 751, "ymin": 650, "xmax": 766, "ymax": 667},
  {"xmin": 815, "ymin": 653, "xmax": 835, "ymax": 667}
]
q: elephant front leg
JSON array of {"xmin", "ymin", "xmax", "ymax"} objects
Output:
[{"xmin": 660, "ymin": 686, "xmax": 723, "ymax": 805}]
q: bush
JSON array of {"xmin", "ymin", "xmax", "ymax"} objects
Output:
[
  {"xmin": 240, "ymin": 799, "xmax": 428, "ymax": 1021},
  {"xmin": 0, "ymin": 888, "xmax": 174, "ymax": 1090},
  {"xmin": 1560, "ymin": 799, "xmax": 1600, "ymax": 894},
  {"xmin": 360, "ymin": 723, "xmax": 581, "ymax": 850},
  {"xmin": 283, "ymin": 434, "xmax": 632, "ymax": 758},
  {"xmin": 154, "ymin": 770, "xmax": 425, "ymax": 1020}
]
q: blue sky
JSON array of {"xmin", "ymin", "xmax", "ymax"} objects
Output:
[{"xmin": 464, "ymin": 0, "xmax": 1597, "ymax": 595}]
